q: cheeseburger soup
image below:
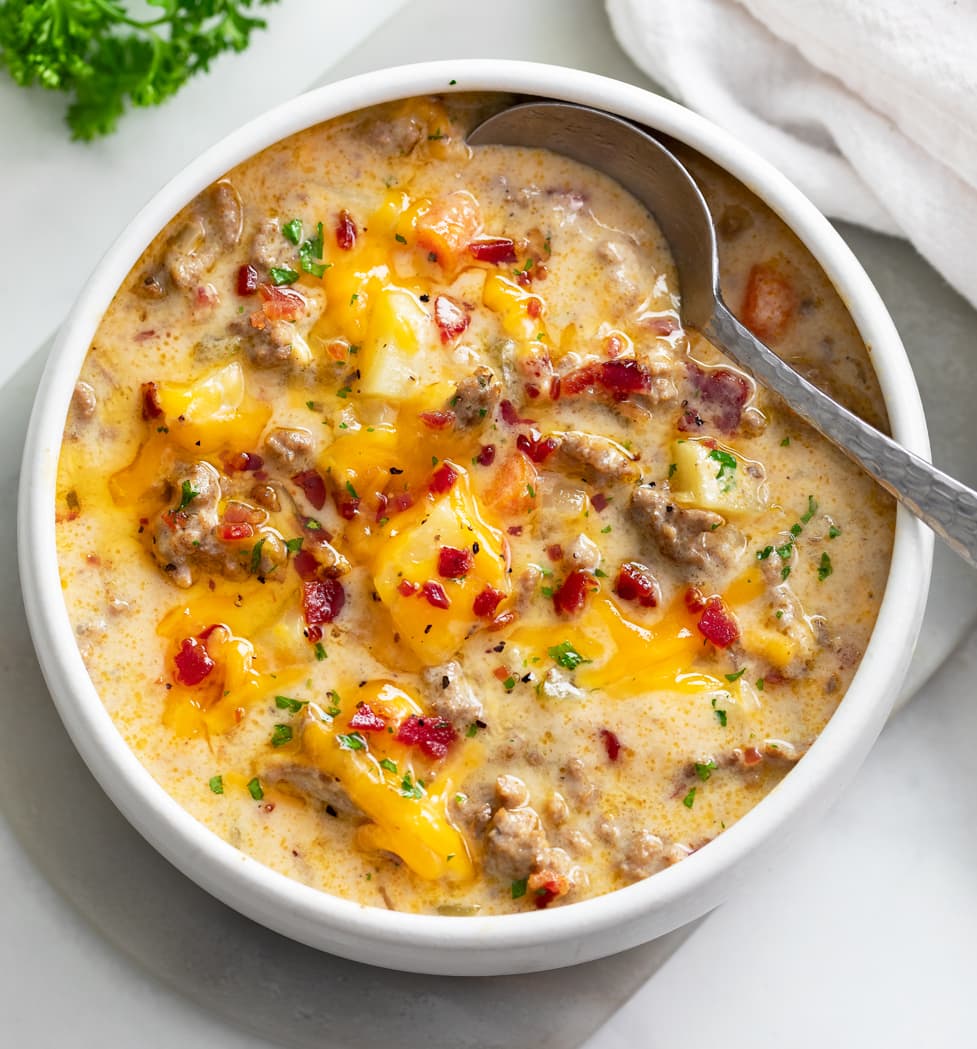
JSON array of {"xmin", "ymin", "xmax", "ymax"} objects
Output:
[{"xmin": 56, "ymin": 95, "xmax": 894, "ymax": 915}]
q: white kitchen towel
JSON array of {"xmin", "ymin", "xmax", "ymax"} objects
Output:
[{"xmin": 606, "ymin": 0, "xmax": 977, "ymax": 309}]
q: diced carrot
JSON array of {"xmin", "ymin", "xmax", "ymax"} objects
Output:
[
  {"xmin": 741, "ymin": 262, "xmax": 796, "ymax": 341},
  {"xmin": 416, "ymin": 191, "xmax": 481, "ymax": 266},
  {"xmin": 485, "ymin": 450, "xmax": 538, "ymax": 515}
]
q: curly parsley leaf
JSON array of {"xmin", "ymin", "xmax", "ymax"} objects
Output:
[{"xmin": 0, "ymin": 0, "xmax": 281, "ymax": 140}]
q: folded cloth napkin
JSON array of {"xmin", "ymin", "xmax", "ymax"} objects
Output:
[{"xmin": 606, "ymin": 0, "xmax": 977, "ymax": 309}]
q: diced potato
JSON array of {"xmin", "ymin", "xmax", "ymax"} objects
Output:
[
  {"xmin": 320, "ymin": 425, "xmax": 400, "ymax": 496},
  {"xmin": 373, "ymin": 470, "xmax": 510, "ymax": 664},
  {"xmin": 669, "ymin": 438, "xmax": 766, "ymax": 516},
  {"xmin": 357, "ymin": 285, "xmax": 448, "ymax": 399},
  {"xmin": 155, "ymin": 362, "xmax": 270, "ymax": 454}
]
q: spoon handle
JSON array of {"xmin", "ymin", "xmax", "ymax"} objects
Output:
[{"xmin": 705, "ymin": 302, "xmax": 977, "ymax": 567}]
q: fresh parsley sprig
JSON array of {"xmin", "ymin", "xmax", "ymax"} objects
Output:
[{"xmin": 0, "ymin": 0, "xmax": 280, "ymax": 140}]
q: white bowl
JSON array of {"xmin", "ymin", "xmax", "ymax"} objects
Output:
[{"xmin": 18, "ymin": 60, "xmax": 932, "ymax": 976}]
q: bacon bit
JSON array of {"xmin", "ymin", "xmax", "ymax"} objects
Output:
[
  {"xmin": 552, "ymin": 569, "xmax": 600, "ymax": 616},
  {"xmin": 225, "ymin": 451, "xmax": 264, "ymax": 473},
  {"xmin": 293, "ymin": 548, "xmax": 320, "ymax": 581},
  {"xmin": 336, "ymin": 209, "xmax": 357, "ymax": 251},
  {"xmin": 434, "ymin": 295, "xmax": 470, "ymax": 343},
  {"xmin": 468, "ymin": 236, "xmax": 518, "ymax": 264},
  {"xmin": 429, "ymin": 462, "xmax": 459, "ymax": 495},
  {"xmin": 397, "ymin": 579, "xmax": 420, "ymax": 597},
  {"xmin": 488, "ymin": 609, "xmax": 517, "ymax": 631},
  {"xmin": 546, "ymin": 543, "xmax": 563, "ymax": 562},
  {"xmin": 615, "ymin": 562, "xmax": 660, "ymax": 608},
  {"xmin": 306, "ymin": 625, "xmax": 323, "ymax": 643},
  {"xmin": 419, "ymin": 409, "xmax": 456, "ymax": 430},
  {"xmin": 645, "ymin": 314, "xmax": 679, "ymax": 336},
  {"xmin": 237, "ymin": 263, "xmax": 258, "ymax": 296},
  {"xmin": 336, "ymin": 495, "xmax": 360, "ymax": 520},
  {"xmin": 174, "ymin": 637, "xmax": 215, "ymax": 686},
  {"xmin": 291, "ymin": 469, "xmax": 326, "ymax": 510},
  {"xmin": 549, "ymin": 376, "xmax": 561, "ymax": 400},
  {"xmin": 591, "ymin": 492, "xmax": 610, "ymax": 513},
  {"xmin": 604, "ymin": 334, "xmax": 625, "ymax": 357},
  {"xmin": 140, "ymin": 381, "xmax": 163, "ymax": 420},
  {"xmin": 216, "ymin": 521, "xmax": 254, "ymax": 542},
  {"xmin": 741, "ymin": 263, "xmax": 796, "ymax": 341},
  {"xmin": 507, "ymin": 525, "xmax": 523, "ymax": 536},
  {"xmin": 527, "ymin": 298, "xmax": 544, "ymax": 322},
  {"xmin": 472, "ymin": 586, "xmax": 504, "ymax": 617},
  {"xmin": 600, "ymin": 728, "xmax": 622, "ymax": 761},
  {"xmin": 195, "ymin": 283, "xmax": 219, "ymax": 309},
  {"xmin": 499, "ymin": 399, "xmax": 534, "ymax": 426},
  {"xmin": 134, "ymin": 329, "xmax": 156, "ymax": 343},
  {"xmin": 528, "ymin": 871, "xmax": 569, "ymax": 909},
  {"xmin": 256, "ymin": 283, "xmax": 306, "ymax": 322},
  {"xmin": 348, "ymin": 704, "xmax": 387, "ymax": 732},
  {"xmin": 493, "ymin": 666, "xmax": 511, "ymax": 681},
  {"xmin": 223, "ymin": 503, "xmax": 260, "ymax": 525},
  {"xmin": 515, "ymin": 431, "xmax": 559, "ymax": 464},
  {"xmin": 684, "ymin": 586, "xmax": 706, "ymax": 613},
  {"xmin": 396, "ymin": 714, "xmax": 458, "ymax": 760},
  {"xmin": 561, "ymin": 359, "xmax": 651, "ymax": 401},
  {"xmin": 438, "ymin": 546, "xmax": 474, "ymax": 579},
  {"xmin": 393, "ymin": 491, "xmax": 415, "ymax": 513},
  {"xmin": 679, "ymin": 363, "xmax": 751, "ymax": 434},
  {"xmin": 476, "ymin": 444, "xmax": 496, "ymax": 466},
  {"xmin": 697, "ymin": 596, "xmax": 739, "ymax": 648},
  {"xmin": 742, "ymin": 745, "xmax": 763, "ymax": 766},
  {"xmin": 525, "ymin": 384, "xmax": 540, "ymax": 399},
  {"xmin": 302, "ymin": 579, "xmax": 346, "ymax": 625},
  {"xmin": 421, "ymin": 580, "xmax": 450, "ymax": 609}
]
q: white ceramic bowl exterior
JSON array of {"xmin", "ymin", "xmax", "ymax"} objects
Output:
[{"xmin": 18, "ymin": 60, "xmax": 933, "ymax": 976}]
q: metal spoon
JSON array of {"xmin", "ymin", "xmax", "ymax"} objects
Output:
[{"xmin": 469, "ymin": 101, "xmax": 977, "ymax": 567}]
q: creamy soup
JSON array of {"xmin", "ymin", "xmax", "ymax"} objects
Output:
[{"xmin": 56, "ymin": 94, "xmax": 894, "ymax": 915}]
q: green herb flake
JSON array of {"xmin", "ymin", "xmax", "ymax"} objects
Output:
[
  {"xmin": 800, "ymin": 495, "xmax": 819, "ymax": 524},
  {"xmin": 208, "ymin": 775, "xmax": 224, "ymax": 795},
  {"xmin": 345, "ymin": 480, "xmax": 359, "ymax": 499},
  {"xmin": 708, "ymin": 448, "xmax": 737, "ymax": 479},
  {"xmin": 601, "ymin": 525, "xmax": 612, "ymax": 534},
  {"xmin": 305, "ymin": 518, "xmax": 322, "ymax": 531},
  {"xmin": 828, "ymin": 524, "xmax": 842, "ymax": 539},
  {"xmin": 427, "ymin": 128, "xmax": 445, "ymax": 140},
  {"xmin": 336, "ymin": 386, "xmax": 351, "ymax": 399},
  {"xmin": 548, "ymin": 640, "xmax": 591, "ymax": 671},
  {"xmin": 274, "ymin": 695, "xmax": 306, "ymax": 715},
  {"xmin": 400, "ymin": 771, "xmax": 424, "ymax": 799},
  {"xmin": 526, "ymin": 483, "xmax": 536, "ymax": 499},
  {"xmin": 780, "ymin": 436, "xmax": 791, "ymax": 447},
  {"xmin": 270, "ymin": 266, "xmax": 299, "ymax": 286},
  {"xmin": 711, "ymin": 697, "xmax": 728, "ymax": 728},
  {"xmin": 176, "ymin": 480, "xmax": 198, "ymax": 512},
  {"xmin": 781, "ymin": 565, "xmax": 792, "ymax": 580},
  {"xmin": 511, "ymin": 877, "xmax": 528, "ymax": 899},
  {"xmin": 694, "ymin": 760, "xmax": 717, "ymax": 782},
  {"xmin": 298, "ymin": 222, "xmax": 327, "ymax": 277},
  {"xmin": 247, "ymin": 777, "xmax": 264, "ymax": 801},
  {"xmin": 502, "ymin": 676, "xmax": 516, "ymax": 691},
  {"xmin": 725, "ymin": 667, "xmax": 746, "ymax": 683},
  {"xmin": 285, "ymin": 537, "xmax": 303, "ymax": 555},
  {"xmin": 668, "ymin": 462, "xmax": 677, "ymax": 478},
  {"xmin": 271, "ymin": 723, "xmax": 293, "ymax": 748},
  {"xmin": 682, "ymin": 787, "xmax": 697, "ymax": 808},
  {"xmin": 314, "ymin": 642, "xmax": 327, "ymax": 661},
  {"xmin": 594, "ymin": 568, "xmax": 608, "ymax": 578},
  {"xmin": 465, "ymin": 723, "xmax": 479, "ymax": 738},
  {"xmin": 337, "ymin": 732, "xmax": 366, "ymax": 751},
  {"xmin": 282, "ymin": 218, "xmax": 303, "ymax": 245},
  {"xmin": 541, "ymin": 585, "xmax": 554, "ymax": 598},
  {"xmin": 380, "ymin": 758, "xmax": 398, "ymax": 774},
  {"xmin": 818, "ymin": 552, "xmax": 834, "ymax": 581},
  {"xmin": 249, "ymin": 537, "xmax": 266, "ymax": 575},
  {"xmin": 757, "ymin": 545, "xmax": 774, "ymax": 560},
  {"xmin": 756, "ymin": 678, "xmax": 765, "ymax": 691},
  {"xmin": 395, "ymin": 233, "xmax": 407, "ymax": 244},
  {"xmin": 349, "ymin": 292, "xmax": 359, "ymax": 305}
]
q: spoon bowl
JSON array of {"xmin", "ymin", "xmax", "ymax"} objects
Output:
[{"xmin": 470, "ymin": 101, "xmax": 977, "ymax": 567}]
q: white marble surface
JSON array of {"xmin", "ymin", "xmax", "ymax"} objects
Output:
[{"xmin": 3, "ymin": 2, "xmax": 976, "ymax": 1046}]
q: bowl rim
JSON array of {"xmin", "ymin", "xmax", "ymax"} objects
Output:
[{"xmin": 18, "ymin": 58, "xmax": 933, "ymax": 971}]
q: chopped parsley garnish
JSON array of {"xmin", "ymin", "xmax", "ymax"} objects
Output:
[
  {"xmin": 305, "ymin": 518, "xmax": 322, "ymax": 531},
  {"xmin": 818, "ymin": 552, "xmax": 834, "ymax": 581},
  {"xmin": 247, "ymin": 777, "xmax": 264, "ymax": 801},
  {"xmin": 800, "ymin": 495, "xmax": 818, "ymax": 523},
  {"xmin": 526, "ymin": 483, "xmax": 536, "ymax": 499},
  {"xmin": 176, "ymin": 479, "xmax": 198, "ymax": 512},
  {"xmin": 601, "ymin": 525, "xmax": 612, "ymax": 534},
  {"xmin": 298, "ymin": 221, "xmax": 327, "ymax": 278},
  {"xmin": 694, "ymin": 760, "xmax": 717, "ymax": 782},
  {"xmin": 349, "ymin": 292, "xmax": 359, "ymax": 305},
  {"xmin": 314, "ymin": 642, "xmax": 327, "ymax": 661},
  {"xmin": 511, "ymin": 877, "xmax": 528, "ymax": 899},
  {"xmin": 270, "ymin": 724, "xmax": 293, "ymax": 748},
  {"xmin": 249, "ymin": 537, "xmax": 266, "ymax": 575},
  {"xmin": 757, "ymin": 545, "xmax": 774, "ymax": 560},
  {"xmin": 541, "ymin": 585, "xmax": 554, "ymax": 598},
  {"xmin": 208, "ymin": 775, "xmax": 224, "ymax": 795},
  {"xmin": 682, "ymin": 787, "xmax": 697, "ymax": 808},
  {"xmin": 401, "ymin": 771, "xmax": 424, "ymax": 799},
  {"xmin": 548, "ymin": 641, "xmax": 591, "ymax": 671},
  {"xmin": 781, "ymin": 565, "xmax": 792, "ymax": 580},
  {"xmin": 345, "ymin": 480, "xmax": 359, "ymax": 499},
  {"xmin": 780, "ymin": 436, "xmax": 791, "ymax": 446},
  {"xmin": 756, "ymin": 678, "xmax": 765, "ymax": 690},
  {"xmin": 724, "ymin": 667, "xmax": 745, "ymax": 682},
  {"xmin": 282, "ymin": 218, "xmax": 303, "ymax": 245},
  {"xmin": 285, "ymin": 537, "xmax": 304, "ymax": 554},
  {"xmin": 502, "ymin": 676, "xmax": 516, "ymax": 691},
  {"xmin": 828, "ymin": 524, "xmax": 842, "ymax": 539},
  {"xmin": 337, "ymin": 732, "xmax": 366, "ymax": 751},
  {"xmin": 337, "ymin": 386, "xmax": 351, "ymax": 399},
  {"xmin": 668, "ymin": 462, "xmax": 677, "ymax": 478},
  {"xmin": 711, "ymin": 696, "xmax": 728, "ymax": 727},
  {"xmin": 708, "ymin": 448, "xmax": 737, "ymax": 490},
  {"xmin": 380, "ymin": 758, "xmax": 398, "ymax": 774},
  {"xmin": 465, "ymin": 723, "xmax": 479, "ymax": 738},
  {"xmin": 594, "ymin": 568, "xmax": 608, "ymax": 578},
  {"xmin": 395, "ymin": 233, "xmax": 407, "ymax": 244},
  {"xmin": 427, "ymin": 128, "xmax": 445, "ymax": 140},
  {"xmin": 269, "ymin": 266, "xmax": 299, "ymax": 285},
  {"xmin": 274, "ymin": 695, "xmax": 306, "ymax": 715}
]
